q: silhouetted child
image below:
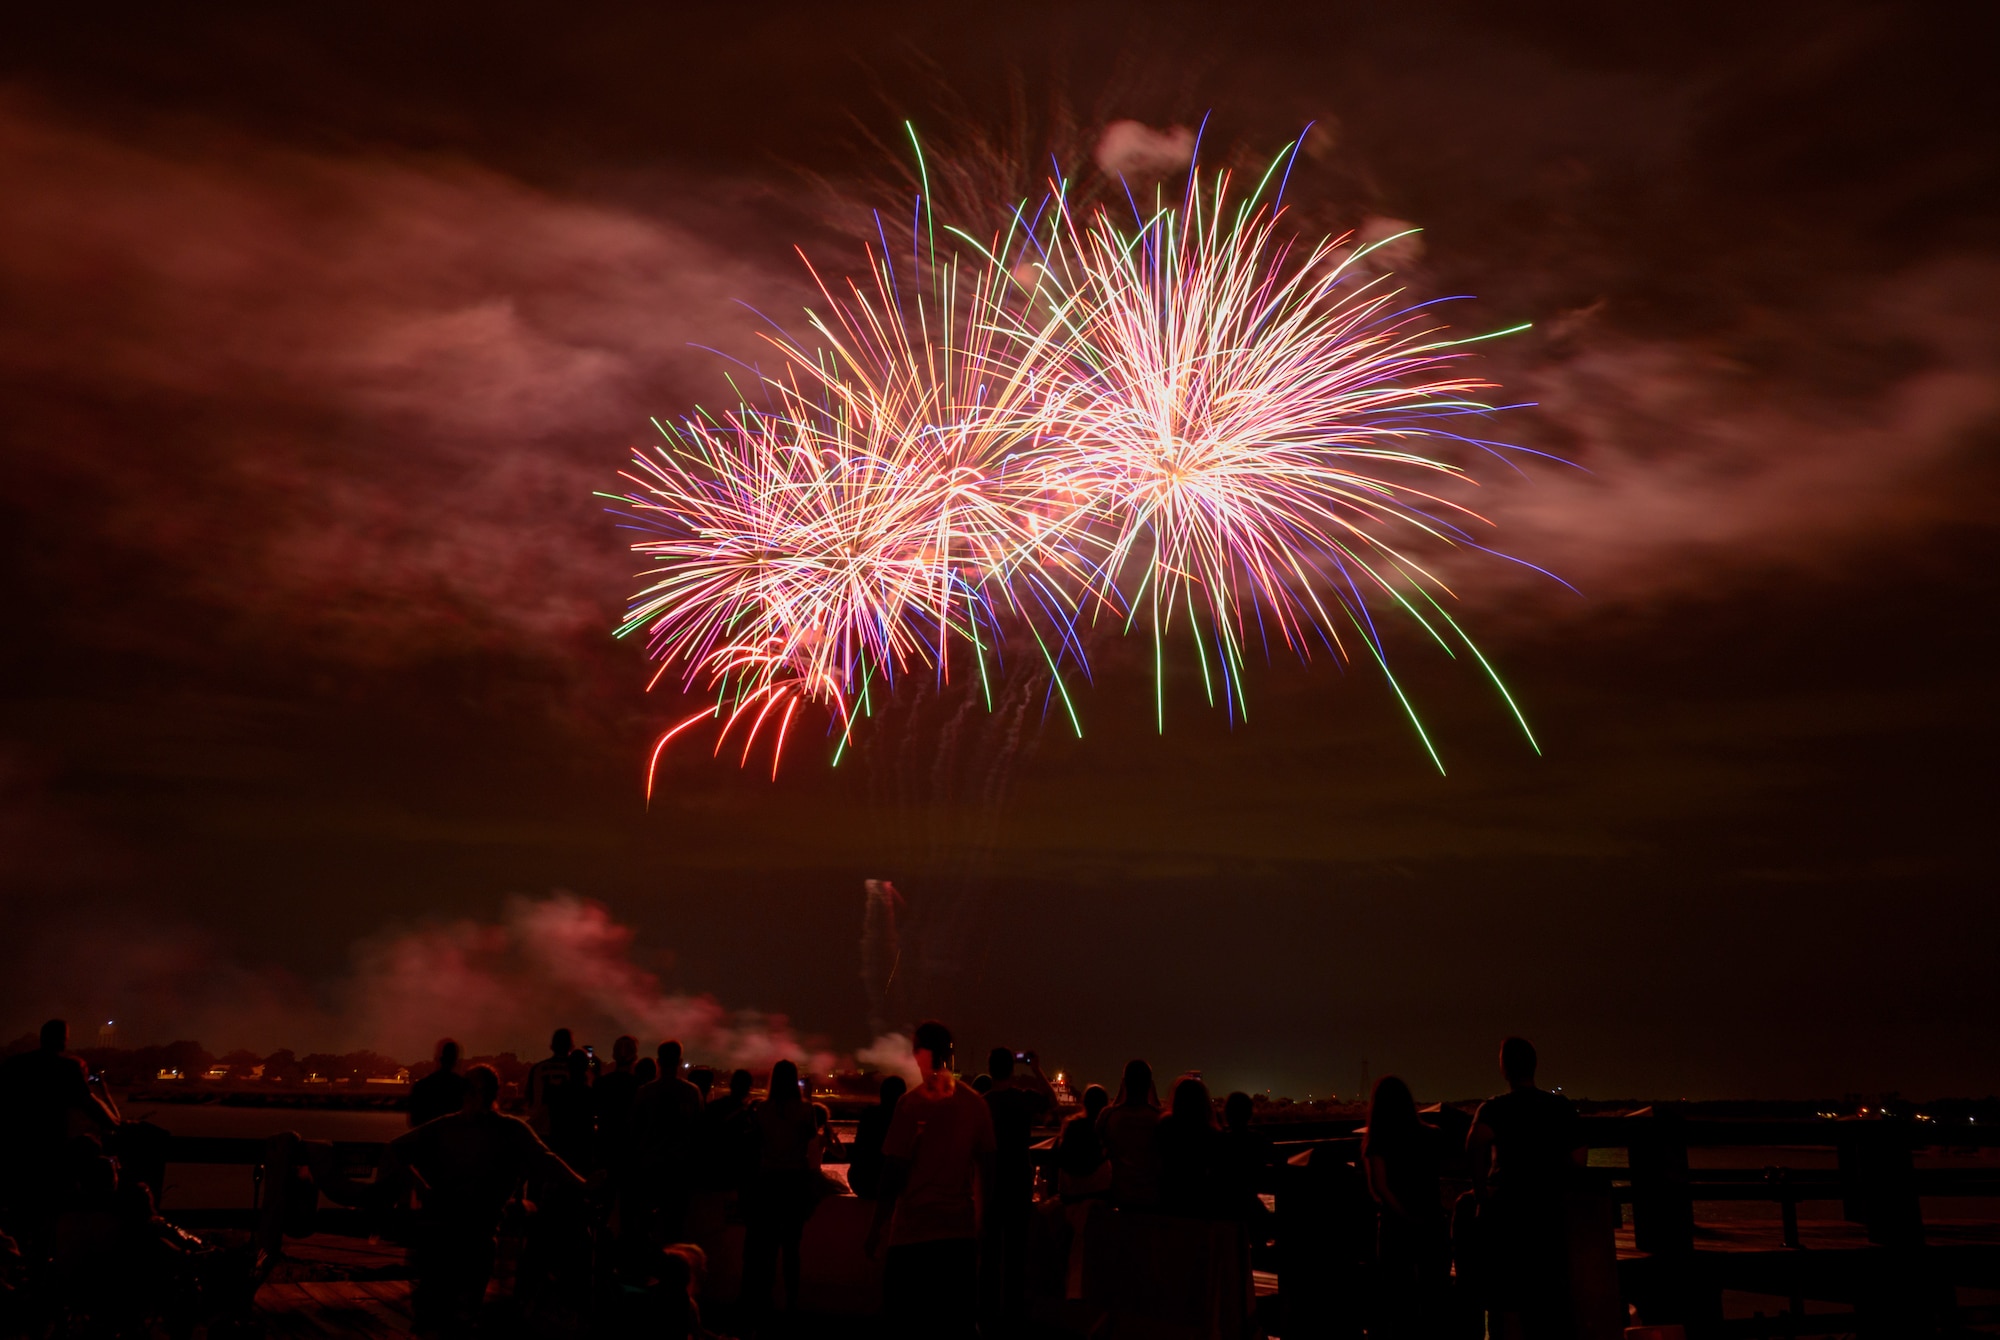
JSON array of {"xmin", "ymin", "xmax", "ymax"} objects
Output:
[
  {"xmin": 847, "ymin": 1075, "xmax": 906, "ymax": 1200},
  {"xmin": 1365, "ymin": 1075, "xmax": 1448, "ymax": 1339},
  {"xmin": 1155, "ymin": 1074, "xmax": 1225, "ymax": 1217},
  {"xmin": 655, "ymin": 1242, "xmax": 716, "ymax": 1339},
  {"xmin": 1057, "ymin": 1084, "xmax": 1112, "ymax": 1203}
]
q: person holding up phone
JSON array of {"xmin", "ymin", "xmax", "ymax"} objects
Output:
[{"xmin": 981, "ymin": 1045, "xmax": 1056, "ymax": 1326}]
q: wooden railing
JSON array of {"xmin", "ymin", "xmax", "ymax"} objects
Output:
[{"xmin": 152, "ymin": 1111, "xmax": 2000, "ymax": 1337}]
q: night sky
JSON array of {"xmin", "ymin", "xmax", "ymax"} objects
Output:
[{"xmin": 2, "ymin": 2, "xmax": 1996, "ymax": 1102}]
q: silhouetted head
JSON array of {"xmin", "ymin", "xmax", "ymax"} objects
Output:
[
  {"xmin": 659, "ymin": 1039, "xmax": 684, "ymax": 1074},
  {"xmin": 39, "ymin": 1020, "xmax": 67, "ymax": 1053},
  {"xmin": 1082, "ymin": 1084, "xmax": 1109, "ymax": 1119},
  {"xmin": 690, "ymin": 1066, "xmax": 714, "ymax": 1097},
  {"xmin": 1115, "ymin": 1059, "xmax": 1158, "ymax": 1109},
  {"xmin": 549, "ymin": 1028, "xmax": 573, "ymax": 1058},
  {"xmin": 1171, "ymin": 1075, "xmax": 1216, "ymax": 1127},
  {"xmin": 972, "ymin": 1073, "xmax": 993, "ymax": 1094},
  {"xmin": 466, "ymin": 1064, "xmax": 500, "ymax": 1108},
  {"xmin": 1366, "ymin": 1075, "xmax": 1422, "ymax": 1154},
  {"xmin": 768, "ymin": 1058, "xmax": 802, "ymax": 1108},
  {"xmin": 1500, "ymin": 1037, "xmax": 1538, "ymax": 1087},
  {"xmin": 434, "ymin": 1039, "xmax": 460, "ymax": 1072},
  {"xmin": 729, "ymin": 1068, "xmax": 753, "ymax": 1100},
  {"xmin": 660, "ymin": 1242, "xmax": 706, "ymax": 1298},
  {"xmin": 878, "ymin": 1075, "xmax": 907, "ymax": 1106},
  {"xmin": 634, "ymin": 1058, "xmax": 658, "ymax": 1085},
  {"xmin": 1224, "ymin": 1091, "xmax": 1254, "ymax": 1131},
  {"xmin": 612, "ymin": 1035, "xmax": 637, "ymax": 1068},
  {"xmin": 988, "ymin": 1047, "xmax": 1016, "ymax": 1081},
  {"xmin": 912, "ymin": 1020, "xmax": 953, "ymax": 1081},
  {"xmin": 657, "ymin": 1247, "xmax": 694, "ymax": 1300},
  {"xmin": 566, "ymin": 1049, "xmax": 591, "ymax": 1084}
]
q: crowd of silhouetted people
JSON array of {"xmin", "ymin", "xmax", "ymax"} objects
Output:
[{"xmin": 1, "ymin": 1016, "xmax": 1592, "ymax": 1339}]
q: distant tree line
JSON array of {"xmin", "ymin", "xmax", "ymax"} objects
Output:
[{"xmin": 0, "ymin": 1035, "xmax": 532, "ymax": 1088}]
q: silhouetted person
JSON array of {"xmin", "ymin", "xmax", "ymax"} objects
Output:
[
  {"xmin": 867, "ymin": 1021, "xmax": 994, "ymax": 1340},
  {"xmin": 51, "ymin": 1137, "xmax": 204, "ymax": 1333},
  {"xmin": 1097, "ymin": 1059, "xmax": 1163, "ymax": 1209},
  {"xmin": 1155, "ymin": 1073, "xmax": 1225, "ymax": 1217},
  {"xmin": 655, "ymin": 1242, "xmax": 709, "ymax": 1339},
  {"xmin": 808, "ymin": 1098, "xmax": 842, "ymax": 1189},
  {"xmin": 524, "ymin": 1028, "xmax": 575, "ymax": 1137},
  {"xmin": 1467, "ymin": 1037, "xmax": 1584, "ymax": 1340},
  {"xmin": 636, "ymin": 1040, "xmax": 704, "ymax": 1241},
  {"xmin": 546, "ymin": 1048, "xmax": 597, "ymax": 1172},
  {"xmin": 592, "ymin": 1035, "xmax": 644, "ymax": 1268},
  {"xmin": 1366, "ymin": 1076, "xmax": 1448, "ymax": 1340},
  {"xmin": 387, "ymin": 1064, "xmax": 584, "ymax": 1332},
  {"xmin": 982, "ymin": 1046, "xmax": 1055, "ymax": 1323},
  {"xmin": 1218, "ymin": 1091, "xmax": 1275, "ymax": 1229},
  {"xmin": 1057, "ymin": 1084, "xmax": 1112, "ymax": 1203},
  {"xmin": 688, "ymin": 1066, "xmax": 714, "ymax": 1103},
  {"xmin": 409, "ymin": 1039, "xmax": 470, "ymax": 1128},
  {"xmin": 700, "ymin": 1068, "xmax": 754, "ymax": 1190},
  {"xmin": 0, "ymin": 1020, "xmax": 117, "ymax": 1231},
  {"xmin": 633, "ymin": 1057, "xmax": 658, "ymax": 1086},
  {"xmin": 743, "ymin": 1058, "xmax": 818, "ymax": 1324},
  {"xmin": 848, "ymin": 1075, "xmax": 906, "ymax": 1200},
  {"xmin": 595, "ymin": 1035, "xmax": 643, "ymax": 1160}
]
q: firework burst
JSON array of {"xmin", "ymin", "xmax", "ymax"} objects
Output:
[
  {"xmin": 1015, "ymin": 148, "xmax": 1539, "ymax": 762},
  {"xmin": 611, "ymin": 151, "xmax": 1094, "ymax": 787},
  {"xmin": 612, "ymin": 129, "xmax": 1544, "ymax": 782}
]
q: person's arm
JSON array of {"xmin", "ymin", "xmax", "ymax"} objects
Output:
[
  {"xmin": 84, "ymin": 1075, "xmax": 120, "ymax": 1130},
  {"xmin": 515, "ymin": 1117, "xmax": 587, "ymax": 1189},
  {"xmin": 1366, "ymin": 1152, "xmax": 1414, "ymax": 1222},
  {"xmin": 383, "ymin": 1126, "xmax": 431, "ymax": 1202},
  {"xmin": 866, "ymin": 1156, "xmax": 909, "ymax": 1258},
  {"xmin": 866, "ymin": 1099, "xmax": 921, "ymax": 1258},
  {"xmin": 1018, "ymin": 1053, "xmax": 1057, "ymax": 1107},
  {"xmin": 974, "ymin": 1095, "xmax": 997, "ymax": 1229},
  {"xmin": 63, "ymin": 1058, "xmax": 118, "ymax": 1131},
  {"xmin": 1466, "ymin": 1113, "xmax": 1496, "ymax": 1198}
]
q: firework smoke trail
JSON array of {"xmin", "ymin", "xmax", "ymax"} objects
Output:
[
  {"xmin": 1016, "ymin": 142, "xmax": 1542, "ymax": 765},
  {"xmin": 859, "ymin": 878, "xmax": 907, "ymax": 1040}
]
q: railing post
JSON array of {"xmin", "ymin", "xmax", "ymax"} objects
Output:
[
  {"xmin": 1626, "ymin": 1106, "xmax": 1719, "ymax": 1336},
  {"xmin": 1629, "ymin": 1105, "xmax": 1694, "ymax": 1256},
  {"xmin": 1763, "ymin": 1166, "xmax": 1801, "ymax": 1251},
  {"xmin": 1838, "ymin": 1122, "xmax": 1923, "ymax": 1248}
]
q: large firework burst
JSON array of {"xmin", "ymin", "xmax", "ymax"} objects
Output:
[
  {"xmin": 611, "ymin": 130, "xmax": 1543, "ymax": 782},
  {"xmin": 1016, "ymin": 153, "xmax": 1537, "ymax": 761}
]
